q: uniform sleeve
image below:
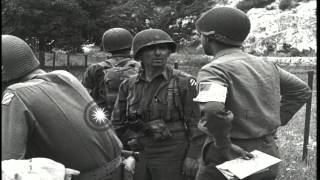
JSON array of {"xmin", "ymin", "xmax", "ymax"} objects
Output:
[
  {"xmin": 195, "ymin": 66, "xmax": 233, "ymax": 149},
  {"xmin": 180, "ymin": 77, "xmax": 206, "ymax": 159},
  {"xmin": 2, "ymin": 90, "xmax": 35, "ymax": 160},
  {"xmin": 277, "ymin": 66, "xmax": 312, "ymax": 125},
  {"xmin": 111, "ymin": 80, "xmax": 129, "ymax": 140},
  {"xmin": 82, "ymin": 64, "xmax": 104, "ymax": 93}
]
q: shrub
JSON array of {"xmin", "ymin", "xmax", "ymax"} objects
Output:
[{"xmin": 279, "ymin": 0, "xmax": 293, "ymax": 10}]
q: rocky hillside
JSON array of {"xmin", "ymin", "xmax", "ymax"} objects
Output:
[
  {"xmin": 175, "ymin": 0, "xmax": 316, "ymax": 58},
  {"xmin": 172, "ymin": 0, "xmax": 317, "ymax": 66},
  {"xmin": 242, "ymin": 0, "xmax": 316, "ymax": 57}
]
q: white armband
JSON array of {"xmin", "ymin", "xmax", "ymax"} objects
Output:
[{"xmin": 193, "ymin": 82, "xmax": 227, "ymax": 103}]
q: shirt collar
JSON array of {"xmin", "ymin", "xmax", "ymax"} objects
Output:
[
  {"xmin": 214, "ymin": 48, "xmax": 243, "ymax": 59},
  {"xmin": 111, "ymin": 54, "xmax": 131, "ymax": 58},
  {"xmin": 137, "ymin": 66, "xmax": 171, "ymax": 82}
]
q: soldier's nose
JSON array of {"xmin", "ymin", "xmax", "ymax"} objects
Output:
[{"xmin": 154, "ymin": 48, "xmax": 161, "ymax": 56}]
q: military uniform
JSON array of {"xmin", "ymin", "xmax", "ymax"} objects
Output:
[
  {"xmin": 112, "ymin": 66, "xmax": 205, "ymax": 180},
  {"xmin": 194, "ymin": 48, "xmax": 312, "ymax": 180},
  {"xmin": 2, "ymin": 70, "xmax": 123, "ymax": 180},
  {"xmin": 82, "ymin": 55, "xmax": 140, "ymax": 115},
  {"xmin": 193, "ymin": 7, "xmax": 312, "ymax": 180}
]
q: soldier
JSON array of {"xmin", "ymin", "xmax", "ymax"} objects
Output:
[
  {"xmin": 193, "ymin": 7, "xmax": 312, "ymax": 180},
  {"xmin": 111, "ymin": 29, "xmax": 205, "ymax": 180},
  {"xmin": 2, "ymin": 35, "xmax": 124, "ymax": 180},
  {"xmin": 82, "ymin": 28, "xmax": 140, "ymax": 118}
]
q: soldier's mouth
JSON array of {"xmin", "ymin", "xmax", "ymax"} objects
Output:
[{"xmin": 152, "ymin": 59, "xmax": 164, "ymax": 62}]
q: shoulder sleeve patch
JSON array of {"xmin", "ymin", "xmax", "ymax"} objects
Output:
[
  {"xmin": 193, "ymin": 82, "xmax": 227, "ymax": 103},
  {"xmin": 2, "ymin": 92, "xmax": 15, "ymax": 105},
  {"xmin": 189, "ymin": 79, "xmax": 197, "ymax": 86}
]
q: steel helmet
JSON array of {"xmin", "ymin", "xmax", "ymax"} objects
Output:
[
  {"xmin": 2, "ymin": 35, "xmax": 40, "ymax": 83},
  {"xmin": 131, "ymin": 29, "xmax": 176, "ymax": 59},
  {"xmin": 196, "ymin": 6, "xmax": 251, "ymax": 46},
  {"xmin": 102, "ymin": 28, "xmax": 133, "ymax": 52}
]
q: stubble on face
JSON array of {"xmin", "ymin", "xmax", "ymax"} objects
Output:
[
  {"xmin": 201, "ymin": 35, "xmax": 214, "ymax": 56},
  {"xmin": 141, "ymin": 44, "xmax": 171, "ymax": 69}
]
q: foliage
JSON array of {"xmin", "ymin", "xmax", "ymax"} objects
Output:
[
  {"xmin": 97, "ymin": 0, "xmax": 214, "ymax": 49},
  {"xmin": 2, "ymin": 0, "xmax": 90, "ymax": 52},
  {"xmin": 2, "ymin": 0, "xmax": 316, "ymax": 57},
  {"xmin": 2, "ymin": 0, "xmax": 214, "ymax": 51},
  {"xmin": 77, "ymin": 0, "xmax": 114, "ymax": 45},
  {"xmin": 279, "ymin": 0, "xmax": 293, "ymax": 10},
  {"xmin": 236, "ymin": 0, "xmax": 275, "ymax": 12}
]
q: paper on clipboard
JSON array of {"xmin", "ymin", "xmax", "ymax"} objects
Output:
[{"xmin": 216, "ymin": 150, "xmax": 281, "ymax": 179}]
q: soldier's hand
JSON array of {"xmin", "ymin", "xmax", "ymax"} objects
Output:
[
  {"xmin": 220, "ymin": 143, "xmax": 253, "ymax": 161},
  {"xmin": 182, "ymin": 157, "xmax": 199, "ymax": 177}
]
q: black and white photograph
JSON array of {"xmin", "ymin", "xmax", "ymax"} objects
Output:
[{"xmin": 2, "ymin": 0, "xmax": 316, "ymax": 179}]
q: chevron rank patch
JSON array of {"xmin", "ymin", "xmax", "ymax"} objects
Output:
[{"xmin": 2, "ymin": 92, "xmax": 14, "ymax": 105}]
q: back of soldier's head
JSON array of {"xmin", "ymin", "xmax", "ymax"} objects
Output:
[
  {"xmin": 2, "ymin": 35, "xmax": 40, "ymax": 83},
  {"xmin": 102, "ymin": 28, "xmax": 133, "ymax": 54},
  {"xmin": 196, "ymin": 6, "xmax": 251, "ymax": 47}
]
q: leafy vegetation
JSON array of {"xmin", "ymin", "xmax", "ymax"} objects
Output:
[
  {"xmin": 2, "ymin": 0, "xmax": 89, "ymax": 50},
  {"xmin": 2, "ymin": 0, "xmax": 316, "ymax": 60},
  {"xmin": 2, "ymin": 0, "xmax": 213, "ymax": 51}
]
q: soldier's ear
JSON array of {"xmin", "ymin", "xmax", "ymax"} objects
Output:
[
  {"xmin": 130, "ymin": 49, "xmax": 142, "ymax": 61},
  {"xmin": 130, "ymin": 49, "xmax": 134, "ymax": 58},
  {"xmin": 134, "ymin": 52, "xmax": 143, "ymax": 61}
]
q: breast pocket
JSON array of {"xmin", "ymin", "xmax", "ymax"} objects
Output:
[
  {"xmin": 127, "ymin": 92, "xmax": 140, "ymax": 115},
  {"xmin": 149, "ymin": 98, "xmax": 167, "ymax": 120}
]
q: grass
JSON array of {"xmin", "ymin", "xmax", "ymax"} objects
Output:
[
  {"xmin": 43, "ymin": 52, "xmax": 317, "ymax": 180},
  {"xmin": 275, "ymin": 91, "xmax": 317, "ymax": 180}
]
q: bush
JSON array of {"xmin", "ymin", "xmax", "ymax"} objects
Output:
[{"xmin": 279, "ymin": 0, "xmax": 293, "ymax": 10}]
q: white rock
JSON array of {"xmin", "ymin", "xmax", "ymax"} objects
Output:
[{"xmin": 243, "ymin": 0, "xmax": 316, "ymax": 55}]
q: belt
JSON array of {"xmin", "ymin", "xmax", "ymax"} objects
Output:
[
  {"xmin": 127, "ymin": 121, "xmax": 187, "ymax": 140},
  {"xmin": 78, "ymin": 155, "xmax": 122, "ymax": 180}
]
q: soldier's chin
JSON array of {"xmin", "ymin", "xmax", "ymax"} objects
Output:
[
  {"xmin": 204, "ymin": 48, "xmax": 213, "ymax": 56},
  {"xmin": 152, "ymin": 60, "xmax": 164, "ymax": 66}
]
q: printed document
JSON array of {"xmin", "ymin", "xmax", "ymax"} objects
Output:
[{"xmin": 216, "ymin": 150, "xmax": 281, "ymax": 179}]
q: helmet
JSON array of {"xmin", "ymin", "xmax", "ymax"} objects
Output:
[
  {"xmin": 196, "ymin": 7, "xmax": 251, "ymax": 46},
  {"xmin": 2, "ymin": 35, "xmax": 40, "ymax": 83},
  {"xmin": 131, "ymin": 29, "xmax": 176, "ymax": 59},
  {"xmin": 102, "ymin": 28, "xmax": 133, "ymax": 52}
]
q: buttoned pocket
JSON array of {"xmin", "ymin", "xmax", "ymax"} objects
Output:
[{"xmin": 127, "ymin": 95, "xmax": 140, "ymax": 115}]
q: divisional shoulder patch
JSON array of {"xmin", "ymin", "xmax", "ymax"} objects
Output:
[
  {"xmin": 2, "ymin": 92, "xmax": 14, "ymax": 105},
  {"xmin": 189, "ymin": 79, "xmax": 197, "ymax": 86}
]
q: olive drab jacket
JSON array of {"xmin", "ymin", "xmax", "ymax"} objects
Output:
[
  {"xmin": 112, "ymin": 66, "xmax": 205, "ymax": 160},
  {"xmin": 195, "ymin": 48, "xmax": 312, "ymax": 146},
  {"xmin": 2, "ymin": 70, "xmax": 123, "ymax": 172}
]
